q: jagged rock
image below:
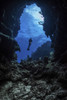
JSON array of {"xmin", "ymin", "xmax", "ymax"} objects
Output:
[
  {"xmin": 0, "ymin": 60, "xmax": 67, "ymax": 100},
  {"xmin": 32, "ymin": 41, "xmax": 53, "ymax": 60},
  {"xmin": 0, "ymin": 0, "xmax": 67, "ymax": 62},
  {"xmin": 0, "ymin": 0, "xmax": 67, "ymax": 100},
  {"xmin": 43, "ymin": 56, "xmax": 48, "ymax": 64},
  {"xmin": 45, "ymin": 94, "xmax": 56, "ymax": 100},
  {"xmin": 58, "ymin": 51, "xmax": 67, "ymax": 64},
  {"xmin": 0, "ymin": 32, "xmax": 20, "ymax": 62},
  {"xmin": 57, "ymin": 90, "xmax": 67, "ymax": 99}
]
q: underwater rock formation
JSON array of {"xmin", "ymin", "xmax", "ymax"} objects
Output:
[
  {"xmin": 32, "ymin": 41, "xmax": 53, "ymax": 60},
  {"xmin": 0, "ymin": 0, "xmax": 67, "ymax": 61},
  {"xmin": 0, "ymin": 0, "xmax": 67, "ymax": 100},
  {"xmin": 0, "ymin": 58, "xmax": 67, "ymax": 100},
  {"xmin": 0, "ymin": 32, "xmax": 20, "ymax": 62}
]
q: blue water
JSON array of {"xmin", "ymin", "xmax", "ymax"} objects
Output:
[{"xmin": 15, "ymin": 3, "xmax": 51, "ymax": 62}]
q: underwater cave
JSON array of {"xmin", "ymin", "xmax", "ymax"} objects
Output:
[
  {"xmin": 0, "ymin": 0, "xmax": 67, "ymax": 100},
  {"xmin": 0, "ymin": 0, "xmax": 67, "ymax": 63},
  {"xmin": 15, "ymin": 3, "xmax": 52, "ymax": 62}
]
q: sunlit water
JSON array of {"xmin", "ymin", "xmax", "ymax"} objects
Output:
[{"xmin": 15, "ymin": 3, "xmax": 51, "ymax": 62}]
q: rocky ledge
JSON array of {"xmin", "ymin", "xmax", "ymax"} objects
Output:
[
  {"xmin": 0, "ymin": 59, "xmax": 67, "ymax": 100},
  {"xmin": 0, "ymin": 32, "xmax": 20, "ymax": 62}
]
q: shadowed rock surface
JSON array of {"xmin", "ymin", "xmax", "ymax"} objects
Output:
[
  {"xmin": 0, "ymin": 32, "xmax": 20, "ymax": 62},
  {"xmin": 0, "ymin": 0, "xmax": 67, "ymax": 62},
  {"xmin": 0, "ymin": 57, "xmax": 67, "ymax": 100},
  {"xmin": 32, "ymin": 41, "xmax": 53, "ymax": 60},
  {"xmin": 0, "ymin": 0, "xmax": 67, "ymax": 99}
]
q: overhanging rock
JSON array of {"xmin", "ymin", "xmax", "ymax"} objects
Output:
[{"xmin": 0, "ymin": 32, "xmax": 20, "ymax": 61}]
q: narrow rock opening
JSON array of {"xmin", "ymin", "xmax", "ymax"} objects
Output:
[{"xmin": 15, "ymin": 3, "xmax": 52, "ymax": 63}]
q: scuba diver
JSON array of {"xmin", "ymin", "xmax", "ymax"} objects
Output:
[{"xmin": 27, "ymin": 38, "xmax": 32, "ymax": 51}]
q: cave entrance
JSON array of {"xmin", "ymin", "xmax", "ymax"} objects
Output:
[{"xmin": 15, "ymin": 3, "xmax": 51, "ymax": 62}]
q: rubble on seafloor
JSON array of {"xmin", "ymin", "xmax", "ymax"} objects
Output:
[{"xmin": 0, "ymin": 58, "xmax": 67, "ymax": 100}]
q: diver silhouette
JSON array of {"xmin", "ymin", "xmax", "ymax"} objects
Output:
[{"xmin": 27, "ymin": 38, "xmax": 32, "ymax": 51}]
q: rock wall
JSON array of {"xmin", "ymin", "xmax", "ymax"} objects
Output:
[
  {"xmin": 32, "ymin": 41, "xmax": 53, "ymax": 60},
  {"xmin": 0, "ymin": 0, "xmax": 67, "ymax": 62},
  {"xmin": 0, "ymin": 32, "xmax": 20, "ymax": 62},
  {"xmin": 0, "ymin": 59, "xmax": 67, "ymax": 100}
]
